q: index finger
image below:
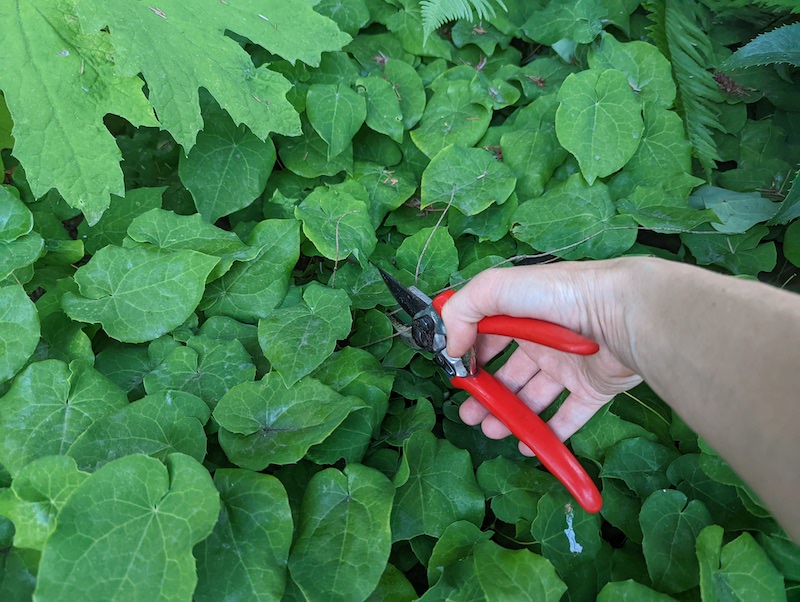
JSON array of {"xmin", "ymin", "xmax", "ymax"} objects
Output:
[{"xmin": 440, "ymin": 265, "xmax": 582, "ymax": 357}]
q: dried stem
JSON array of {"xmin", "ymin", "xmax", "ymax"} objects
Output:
[
  {"xmin": 331, "ymin": 210, "xmax": 359, "ymax": 288},
  {"xmin": 415, "ymin": 189, "xmax": 455, "ymax": 286}
]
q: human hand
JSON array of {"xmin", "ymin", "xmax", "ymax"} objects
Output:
[{"xmin": 440, "ymin": 260, "xmax": 643, "ymax": 455}]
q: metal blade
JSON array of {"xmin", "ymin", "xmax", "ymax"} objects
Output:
[{"xmin": 376, "ymin": 266, "xmax": 429, "ymax": 317}]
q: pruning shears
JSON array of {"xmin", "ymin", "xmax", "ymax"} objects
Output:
[{"xmin": 379, "ymin": 267, "xmax": 603, "ymax": 514}]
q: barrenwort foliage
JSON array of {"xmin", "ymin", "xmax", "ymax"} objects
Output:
[{"xmin": 0, "ymin": 0, "xmax": 798, "ymax": 600}]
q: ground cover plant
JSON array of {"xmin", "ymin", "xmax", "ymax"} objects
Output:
[{"xmin": 0, "ymin": 0, "xmax": 799, "ymax": 599}]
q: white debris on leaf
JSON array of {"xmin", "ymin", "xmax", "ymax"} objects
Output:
[{"xmin": 563, "ymin": 503, "xmax": 583, "ymax": 554}]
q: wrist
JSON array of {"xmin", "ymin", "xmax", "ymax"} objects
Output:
[{"xmin": 587, "ymin": 256, "xmax": 661, "ymax": 375}]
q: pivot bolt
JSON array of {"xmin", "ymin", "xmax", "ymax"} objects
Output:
[{"xmin": 412, "ymin": 315, "xmax": 436, "ymax": 350}]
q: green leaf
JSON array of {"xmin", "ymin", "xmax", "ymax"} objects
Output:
[
  {"xmin": 0, "ymin": 360, "xmax": 128, "ymax": 476},
  {"xmin": 76, "ymin": 0, "xmax": 350, "ymax": 147},
  {"xmin": 640, "ymin": 489, "xmax": 712, "ymax": 593},
  {"xmin": 67, "ymin": 390, "xmax": 210, "ymax": 471},
  {"xmin": 597, "ymin": 579, "xmax": 676, "ymax": 601},
  {"xmin": 391, "ymin": 431, "xmax": 484, "ymax": 541},
  {"xmin": 62, "ymin": 245, "xmax": 219, "ymax": 343},
  {"xmin": 450, "ymin": 195, "xmax": 519, "ymax": 243},
  {"xmin": 0, "ymin": 0, "xmax": 158, "ymax": 224},
  {"xmin": 200, "ymin": 219, "xmax": 300, "ymax": 323},
  {"xmin": 411, "ymin": 81, "xmax": 492, "ymax": 158},
  {"xmin": 756, "ymin": 530, "xmax": 800, "ymax": 582},
  {"xmin": 0, "ymin": 232, "xmax": 44, "ymax": 282},
  {"xmin": 395, "ymin": 227, "xmax": 460, "ymax": 291},
  {"xmin": 474, "ymin": 540, "xmax": 568, "ymax": 601},
  {"xmin": 308, "ymin": 347, "xmax": 394, "ymax": 464},
  {"xmin": 522, "ymin": 0, "xmax": 604, "ymax": 45},
  {"xmin": 624, "ymin": 108, "xmax": 691, "ymax": 175},
  {"xmin": 513, "ymin": 57, "xmax": 579, "ymax": 101},
  {"xmin": 295, "ymin": 184, "xmax": 377, "ymax": 265},
  {"xmin": 601, "ymin": 437, "xmax": 679, "ymax": 498},
  {"xmin": 476, "ymin": 456, "xmax": 561, "ymax": 525},
  {"xmin": 0, "ymin": 456, "xmax": 88, "ymax": 550},
  {"xmin": 0, "ymin": 95, "xmax": 14, "ymax": 149},
  {"xmin": 769, "ymin": 170, "xmax": 800, "ymax": 225},
  {"xmin": 350, "ymin": 309, "xmax": 394, "ymax": 359},
  {"xmin": 600, "ymin": 478, "xmax": 643, "ymax": 543},
  {"xmin": 721, "ymin": 23, "xmax": 800, "ymax": 70},
  {"xmin": 289, "ymin": 464, "xmax": 394, "ymax": 601},
  {"xmin": 451, "ymin": 18, "xmax": 511, "ymax": 54},
  {"xmin": 572, "ymin": 406, "xmax": 657, "ymax": 465},
  {"xmin": 530, "ymin": 491, "xmax": 603, "ymax": 572},
  {"xmin": 556, "ymin": 69, "xmax": 644, "ymax": 184},
  {"xmin": 512, "ymin": 174, "xmax": 637, "ymax": 259},
  {"xmin": 501, "ymin": 121, "xmax": 566, "ymax": 199},
  {"xmin": 127, "ymin": 208, "xmax": 257, "ymax": 280},
  {"xmin": 421, "ymin": 145, "xmax": 516, "ymax": 215},
  {"xmin": 667, "ymin": 454, "xmax": 755, "ymax": 532},
  {"xmin": 381, "ymin": 398, "xmax": 436, "ymax": 446},
  {"xmin": 77, "ymin": 187, "xmax": 165, "ymax": 255},
  {"xmin": 143, "ymin": 335, "xmax": 255, "ymax": 409},
  {"xmin": 616, "ymin": 186, "xmax": 718, "ymax": 234},
  {"xmin": 35, "ymin": 454, "xmax": 219, "ymax": 601},
  {"xmin": 784, "ymin": 220, "xmax": 800, "ymax": 268},
  {"xmin": 277, "ymin": 117, "xmax": 354, "ymax": 178},
  {"xmin": 383, "ymin": 59, "xmax": 427, "ymax": 130},
  {"xmin": 387, "ymin": 2, "xmax": 454, "ymax": 59},
  {"xmin": 214, "ymin": 374, "xmax": 363, "ymax": 470},
  {"xmin": 697, "ymin": 526, "xmax": 785, "ymax": 601},
  {"xmin": 0, "ymin": 284, "xmax": 39, "ymax": 385},
  {"xmin": 357, "ymin": 76, "xmax": 405, "ymax": 143},
  {"xmin": 426, "ymin": 520, "xmax": 491, "ymax": 585},
  {"xmin": 0, "ymin": 186, "xmax": 32, "ymax": 242},
  {"xmin": 194, "ymin": 470, "xmax": 293, "ymax": 602},
  {"xmin": 315, "ymin": 0, "xmax": 370, "ymax": 36},
  {"xmin": 690, "ymin": 186, "xmax": 778, "ymax": 234},
  {"xmin": 258, "ymin": 283, "xmax": 353, "ymax": 386},
  {"xmin": 353, "ymin": 162, "xmax": 418, "ymax": 227},
  {"xmin": 306, "ymin": 83, "xmax": 367, "ymax": 160},
  {"xmin": 0, "ymin": 545, "xmax": 37, "ymax": 601},
  {"xmin": 681, "ymin": 225, "xmax": 777, "ymax": 276},
  {"xmin": 588, "ymin": 33, "xmax": 677, "ymax": 109},
  {"xmin": 366, "ymin": 563, "xmax": 418, "ymax": 602},
  {"xmin": 179, "ymin": 95, "xmax": 276, "ymax": 222}
]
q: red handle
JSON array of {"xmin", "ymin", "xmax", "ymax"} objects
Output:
[
  {"xmin": 452, "ymin": 369, "xmax": 603, "ymax": 513},
  {"xmin": 433, "ymin": 290, "xmax": 599, "ymax": 355}
]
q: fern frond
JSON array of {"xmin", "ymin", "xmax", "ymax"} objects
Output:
[
  {"xmin": 420, "ymin": 0, "xmax": 508, "ymax": 41},
  {"xmin": 645, "ymin": 0, "xmax": 724, "ymax": 178}
]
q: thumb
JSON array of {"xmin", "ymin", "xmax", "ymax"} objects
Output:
[{"xmin": 440, "ymin": 269, "xmax": 508, "ymax": 357}]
